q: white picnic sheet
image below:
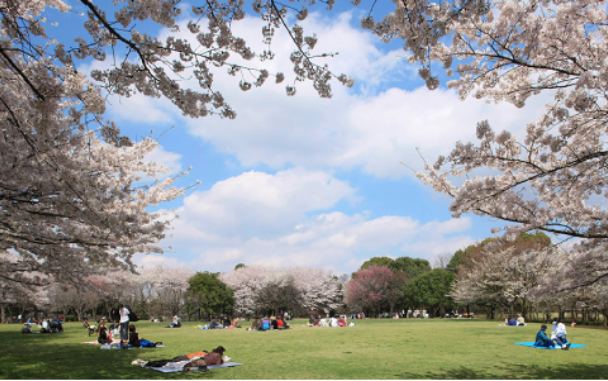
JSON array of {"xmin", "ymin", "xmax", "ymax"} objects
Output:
[{"xmin": 143, "ymin": 357, "xmax": 243, "ymax": 373}]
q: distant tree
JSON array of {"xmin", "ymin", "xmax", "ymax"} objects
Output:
[
  {"xmin": 344, "ymin": 266, "xmax": 395, "ymax": 317},
  {"xmin": 390, "ymin": 257, "xmax": 432, "ymax": 281},
  {"xmin": 221, "ymin": 266, "xmax": 341, "ymax": 316},
  {"xmin": 404, "ymin": 269, "xmax": 455, "ymax": 316},
  {"xmin": 450, "ymin": 246, "xmax": 554, "ymax": 320},
  {"xmin": 448, "ymin": 232, "xmax": 552, "ymax": 273},
  {"xmin": 360, "ymin": 257, "xmax": 394, "ymax": 271},
  {"xmin": 431, "ymin": 253, "xmax": 454, "ymax": 269},
  {"xmin": 186, "ymin": 272, "xmax": 234, "ymax": 318},
  {"xmin": 235, "ymin": 263, "xmax": 246, "ymax": 270},
  {"xmin": 255, "ymin": 272, "xmax": 301, "ymax": 316}
]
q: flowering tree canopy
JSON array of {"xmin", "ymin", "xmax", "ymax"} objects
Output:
[
  {"xmin": 221, "ymin": 266, "xmax": 341, "ymax": 315},
  {"xmin": 450, "ymin": 245, "xmax": 555, "ymax": 318},
  {"xmin": 366, "ymin": 0, "xmax": 608, "ymax": 284},
  {"xmin": 344, "ymin": 265, "xmax": 397, "ymax": 315},
  {"xmin": 0, "ymin": 0, "xmax": 355, "ymax": 284}
]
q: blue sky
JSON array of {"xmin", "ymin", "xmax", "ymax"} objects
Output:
[{"xmin": 49, "ymin": 1, "xmax": 549, "ymax": 275}]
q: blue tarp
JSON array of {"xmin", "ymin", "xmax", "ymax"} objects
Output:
[{"xmin": 514, "ymin": 342, "xmax": 587, "ymax": 349}]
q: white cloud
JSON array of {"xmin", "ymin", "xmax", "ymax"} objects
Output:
[
  {"xmin": 176, "ymin": 12, "xmax": 549, "ymax": 179},
  {"xmin": 155, "ymin": 169, "xmax": 475, "ymax": 274},
  {"xmin": 171, "ymin": 167, "xmax": 358, "ymax": 240}
]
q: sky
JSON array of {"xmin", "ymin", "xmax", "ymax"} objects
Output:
[{"xmin": 48, "ymin": 1, "xmax": 550, "ymax": 276}]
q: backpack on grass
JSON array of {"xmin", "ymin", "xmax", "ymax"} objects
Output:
[{"xmin": 124, "ymin": 305, "xmax": 139, "ymax": 322}]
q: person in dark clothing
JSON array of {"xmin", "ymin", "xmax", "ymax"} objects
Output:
[
  {"xmin": 281, "ymin": 316, "xmax": 290, "ymax": 329},
  {"xmin": 249, "ymin": 316, "xmax": 260, "ymax": 331},
  {"xmin": 209, "ymin": 316, "xmax": 218, "ymax": 329},
  {"xmin": 203, "ymin": 346, "xmax": 226, "ymax": 366},
  {"xmin": 308, "ymin": 315, "xmax": 315, "ymax": 325},
  {"xmin": 271, "ymin": 316, "xmax": 279, "ymax": 330},
  {"xmin": 98, "ymin": 321, "xmax": 112, "ymax": 344},
  {"xmin": 50, "ymin": 318, "xmax": 63, "ymax": 333},
  {"xmin": 128, "ymin": 324, "xmax": 140, "ymax": 347},
  {"xmin": 223, "ymin": 315, "xmax": 231, "ymax": 328}
]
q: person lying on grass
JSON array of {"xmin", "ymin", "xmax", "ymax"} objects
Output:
[
  {"xmin": 183, "ymin": 346, "xmax": 227, "ymax": 372},
  {"xmin": 535, "ymin": 324, "xmax": 571, "ymax": 350}
]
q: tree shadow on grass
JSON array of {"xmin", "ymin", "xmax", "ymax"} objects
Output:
[
  {"xmin": 0, "ymin": 336, "xmax": 224, "ymax": 380},
  {"xmin": 394, "ymin": 363, "xmax": 608, "ymax": 379}
]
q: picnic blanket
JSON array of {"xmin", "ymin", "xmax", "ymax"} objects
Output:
[
  {"xmin": 514, "ymin": 342, "xmax": 587, "ymax": 349},
  {"xmin": 83, "ymin": 339, "xmax": 120, "ymax": 345},
  {"xmin": 146, "ymin": 361, "xmax": 243, "ymax": 373}
]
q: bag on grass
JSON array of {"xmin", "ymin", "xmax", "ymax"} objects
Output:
[{"xmin": 139, "ymin": 339, "xmax": 155, "ymax": 348}]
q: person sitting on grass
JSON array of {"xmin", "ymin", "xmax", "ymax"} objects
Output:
[
  {"xmin": 535, "ymin": 324, "xmax": 570, "ymax": 349},
  {"xmin": 170, "ymin": 315, "xmax": 181, "ymax": 328},
  {"xmin": 98, "ymin": 321, "xmax": 112, "ymax": 344},
  {"xmin": 553, "ymin": 318, "xmax": 570, "ymax": 349},
  {"xmin": 270, "ymin": 316, "xmax": 279, "ymax": 330},
  {"xmin": 249, "ymin": 316, "xmax": 260, "ymax": 331},
  {"xmin": 279, "ymin": 315, "xmax": 289, "ymax": 329},
  {"xmin": 209, "ymin": 316, "xmax": 218, "ymax": 329},
  {"xmin": 330, "ymin": 316, "xmax": 338, "ymax": 327},
  {"xmin": 516, "ymin": 314, "xmax": 526, "ymax": 326},
  {"xmin": 40, "ymin": 318, "xmax": 50, "ymax": 333},
  {"xmin": 261, "ymin": 316, "xmax": 271, "ymax": 330},
  {"xmin": 128, "ymin": 324, "xmax": 141, "ymax": 347}
]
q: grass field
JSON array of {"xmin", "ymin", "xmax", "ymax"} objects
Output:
[{"xmin": 1, "ymin": 318, "xmax": 607, "ymax": 379}]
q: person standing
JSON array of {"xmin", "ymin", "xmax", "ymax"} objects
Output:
[{"xmin": 118, "ymin": 304, "xmax": 129, "ymax": 349}]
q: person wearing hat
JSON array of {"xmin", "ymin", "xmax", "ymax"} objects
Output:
[{"xmin": 535, "ymin": 324, "xmax": 570, "ymax": 349}]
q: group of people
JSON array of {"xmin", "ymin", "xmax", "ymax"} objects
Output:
[
  {"xmin": 534, "ymin": 318, "xmax": 571, "ymax": 349},
  {"xmin": 249, "ymin": 312, "xmax": 291, "ymax": 331},
  {"xmin": 207, "ymin": 314, "xmax": 243, "ymax": 329},
  {"xmin": 307, "ymin": 314, "xmax": 347, "ymax": 327},
  {"xmin": 21, "ymin": 317, "xmax": 63, "ymax": 333},
  {"xmin": 500, "ymin": 314, "xmax": 526, "ymax": 326},
  {"xmin": 91, "ymin": 304, "xmax": 159, "ymax": 348}
]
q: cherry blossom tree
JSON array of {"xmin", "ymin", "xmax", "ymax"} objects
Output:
[
  {"xmin": 353, "ymin": 0, "xmax": 608, "ymax": 286},
  {"xmin": 150, "ymin": 265, "xmax": 193, "ymax": 317},
  {"xmin": 1, "ymin": 0, "xmax": 354, "ymax": 285},
  {"xmin": 221, "ymin": 266, "xmax": 341, "ymax": 315},
  {"xmin": 450, "ymin": 245, "xmax": 556, "ymax": 319},
  {"xmin": 344, "ymin": 265, "xmax": 396, "ymax": 316}
]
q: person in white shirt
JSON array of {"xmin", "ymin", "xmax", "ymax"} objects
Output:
[
  {"xmin": 330, "ymin": 316, "xmax": 338, "ymax": 327},
  {"xmin": 118, "ymin": 304, "xmax": 130, "ymax": 349},
  {"xmin": 516, "ymin": 314, "xmax": 526, "ymax": 326},
  {"xmin": 552, "ymin": 318, "xmax": 571, "ymax": 349}
]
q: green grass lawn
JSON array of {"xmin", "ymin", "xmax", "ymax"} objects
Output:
[{"xmin": 1, "ymin": 319, "xmax": 607, "ymax": 379}]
